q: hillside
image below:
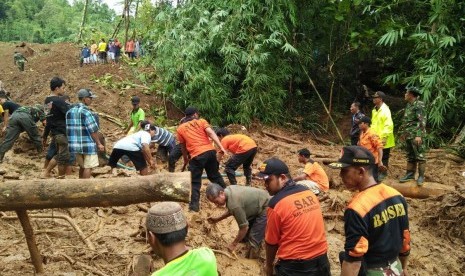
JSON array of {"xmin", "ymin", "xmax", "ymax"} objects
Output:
[{"xmin": 0, "ymin": 42, "xmax": 464, "ymax": 276}]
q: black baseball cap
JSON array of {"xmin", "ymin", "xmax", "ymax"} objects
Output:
[
  {"xmin": 371, "ymin": 91, "xmax": 386, "ymax": 99},
  {"xmin": 185, "ymin": 106, "xmax": 198, "ymax": 116},
  {"xmin": 359, "ymin": 116, "xmax": 371, "ymax": 124},
  {"xmin": 257, "ymin": 158, "xmax": 289, "ymax": 180},
  {"xmin": 77, "ymin": 88, "xmax": 97, "ymax": 99},
  {"xmin": 328, "ymin": 146, "xmax": 375, "ymax": 169},
  {"xmin": 131, "ymin": 96, "xmax": 140, "ymax": 104}
]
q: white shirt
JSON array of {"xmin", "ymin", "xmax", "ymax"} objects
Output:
[{"xmin": 114, "ymin": 131, "xmax": 151, "ymax": 151}]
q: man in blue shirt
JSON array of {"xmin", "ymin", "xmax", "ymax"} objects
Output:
[
  {"xmin": 66, "ymin": 89, "xmax": 104, "ymax": 178},
  {"xmin": 350, "ymin": 102, "xmax": 365, "ymax": 145},
  {"xmin": 81, "ymin": 44, "xmax": 91, "ymax": 66}
]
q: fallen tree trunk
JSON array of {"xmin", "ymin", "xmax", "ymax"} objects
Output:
[
  {"xmin": 312, "ymin": 136, "xmax": 335, "ymax": 146},
  {"xmin": 426, "ymin": 150, "xmax": 464, "ymax": 163},
  {"xmin": 262, "ymin": 130, "xmax": 303, "ymax": 144},
  {"xmin": 0, "ymin": 172, "xmax": 190, "ymax": 211},
  {"xmin": 388, "ymin": 182, "xmax": 448, "ymax": 199}
]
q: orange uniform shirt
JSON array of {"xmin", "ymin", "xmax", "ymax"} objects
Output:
[
  {"xmin": 358, "ymin": 128, "xmax": 383, "ymax": 164},
  {"xmin": 303, "ymin": 162, "xmax": 329, "ymax": 192},
  {"xmin": 266, "ymin": 183, "xmax": 328, "ymax": 260},
  {"xmin": 177, "ymin": 119, "xmax": 214, "ymax": 158},
  {"xmin": 221, "ymin": 134, "xmax": 257, "ymax": 154}
]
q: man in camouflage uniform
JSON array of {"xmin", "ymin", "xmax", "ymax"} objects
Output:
[
  {"xmin": 13, "ymin": 51, "xmax": 28, "ymax": 72},
  {"xmin": 0, "ymin": 105, "xmax": 45, "ymax": 162},
  {"xmin": 398, "ymin": 86, "xmax": 427, "ymax": 185}
]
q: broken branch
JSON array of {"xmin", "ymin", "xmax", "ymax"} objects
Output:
[{"xmin": 262, "ymin": 131, "xmax": 302, "ymax": 144}]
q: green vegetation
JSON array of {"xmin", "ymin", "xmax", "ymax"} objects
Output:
[
  {"xmin": 0, "ymin": 0, "xmax": 116, "ymax": 43},
  {"xmin": 2, "ymin": 0, "xmax": 465, "ymax": 148},
  {"xmin": 139, "ymin": 0, "xmax": 465, "ymax": 147}
]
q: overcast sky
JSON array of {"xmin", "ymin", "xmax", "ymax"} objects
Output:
[
  {"xmin": 67, "ymin": 0, "xmax": 124, "ymax": 13},
  {"xmin": 69, "ymin": 0, "xmax": 161, "ymax": 15},
  {"xmin": 99, "ymin": 0, "xmax": 124, "ymax": 13}
]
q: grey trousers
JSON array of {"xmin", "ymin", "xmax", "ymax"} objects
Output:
[{"xmin": 0, "ymin": 112, "xmax": 42, "ymax": 158}]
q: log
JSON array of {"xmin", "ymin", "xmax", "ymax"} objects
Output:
[
  {"xmin": 16, "ymin": 210, "xmax": 44, "ymax": 274},
  {"xmin": 426, "ymin": 149, "xmax": 464, "ymax": 163},
  {"xmin": 388, "ymin": 182, "xmax": 448, "ymax": 199},
  {"xmin": 96, "ymin": 112, "xmax": 125, "ymax": 128},
  {"xmin": 320, "ymin": 159, "xmax": 338, "ymax": 165},
  {"xmin": 262, "ymin": 130, "xmax": 303, "ymax": 145},
  {"xmin": 0, "ymin": 172, "xmax": 190, "ymax": 211},
  {"xmin": 313, "ymin": 136, "xmax": 335, "ymax": 146}
]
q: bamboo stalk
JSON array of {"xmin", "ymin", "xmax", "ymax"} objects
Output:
[{"xmin": 300, "ymin": 63, "xmax": 345, "ymax": 144}]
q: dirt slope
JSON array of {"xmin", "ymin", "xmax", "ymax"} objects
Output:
[{"xmin": 0, "ymin": 42, "xmax": 464, "ymax": 276}]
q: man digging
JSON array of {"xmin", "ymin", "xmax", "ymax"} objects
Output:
[{"xmin": 206, "ymin": 183, "xmax": 269, "ymax": 258}]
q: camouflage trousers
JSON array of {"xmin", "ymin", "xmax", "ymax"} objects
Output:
[
  {"xmin": 17, "ymin": 61, "xmax": 25, "ymax": 71},
  {"xmin": 405, "ymin": 138, "xmax": 426, "ymax": 163},
  {"xmin": 367, "ymin": 259, "xmax": 403, "ymax": 276}
]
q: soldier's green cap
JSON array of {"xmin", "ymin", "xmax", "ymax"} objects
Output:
[{"xmin": 406, "ymin": 86, "xmax": 422, "ymax": 96}]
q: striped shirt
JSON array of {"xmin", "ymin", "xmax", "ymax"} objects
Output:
[
  {"xmin": 66, "ymin": 103, "xmax": 100, "ymax": 155},
  {"xmin": 152, "ymin": 127, "xmax": 175, "ymax": 147}
]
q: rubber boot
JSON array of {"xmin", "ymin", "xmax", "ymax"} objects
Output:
[
  {"xmin": 245, "ymin": 176, "xmax": 252, "ymax": 186},
  {"xmin": 417, "ymin": 162, "xmax": 426, "ymax": 186},
  {"xmin": 399, "ymin": 162, "xmax": 416, "ymax": 183}
]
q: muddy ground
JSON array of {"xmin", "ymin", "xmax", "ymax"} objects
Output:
[{"xmin": 0, "ymin": 42, "xmax": 464, "ymax": 275}]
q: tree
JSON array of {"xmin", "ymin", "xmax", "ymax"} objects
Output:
[
  {"xmin": 0, "ymin": 0, "xmax": 116, "ymax": 43},
  {"xmin": 78, "ymin": 0, "xmax": 90, "ymax": 42}
]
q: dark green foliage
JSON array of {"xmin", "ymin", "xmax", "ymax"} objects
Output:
[
  {"xmin": 142, "ymin": 0, "xmax": 299, "ymax": 125},
  {"xmin": 369, "ymin": 0, "xmax": 465, "ymax": 146},
  {"xmin": 139, "ymin": 0, "xmax": 465, "ymax": 146}
]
